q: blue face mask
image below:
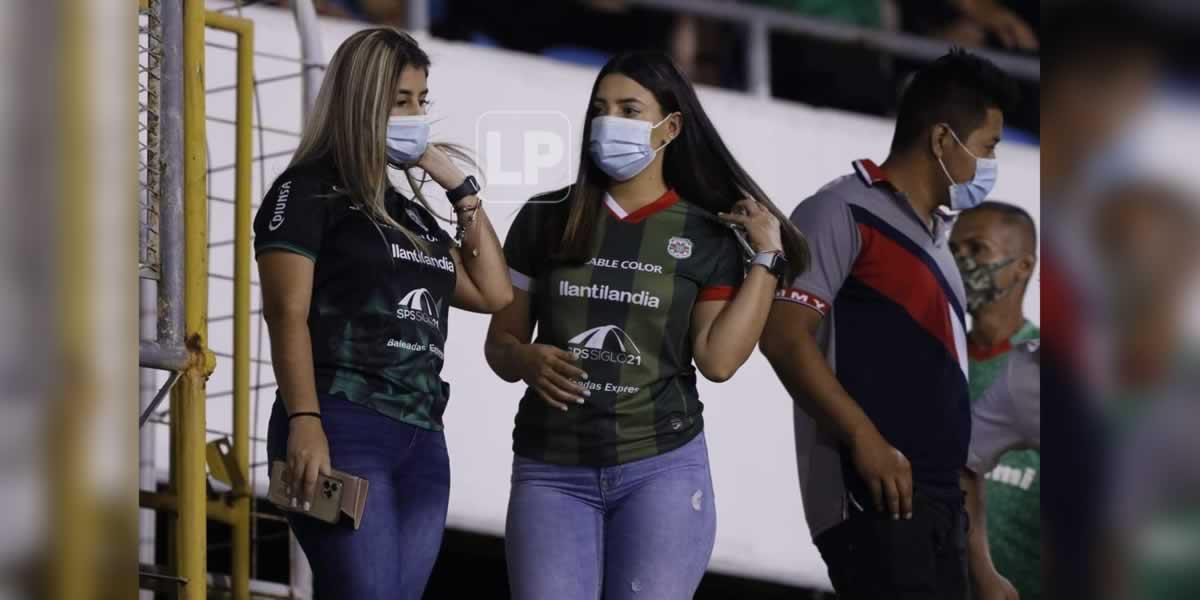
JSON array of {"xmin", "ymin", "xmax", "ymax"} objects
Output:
[
  {"xmin": 385, "ymin": 115, "xmax": 430, "ymax": 165},
  {"xmin": 588, "ymin": 113, "xmax": 677, "ymax": 181},
  {"xmin": 937, "ymin": 127, "xmax": 998, "ymax": 211}
]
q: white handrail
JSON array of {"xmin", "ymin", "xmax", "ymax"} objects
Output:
[
  {"xmin": 630, "ymin": 0, "xmax": 1039, "ymax": 98},
  {"xmin": 290, "ymin": 0, "xmax": 324, "ymax": 124}
]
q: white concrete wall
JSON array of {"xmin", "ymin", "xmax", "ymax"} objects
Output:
[{"xmin": 189, "ymin": 2, "xmax": 1041, "ymax": 589}]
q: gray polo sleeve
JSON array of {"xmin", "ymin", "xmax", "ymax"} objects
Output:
[
  {"xmin": 967, "ymin": 341, "xmax": 1041, "ymax": 474},
  {"xmin": 773, "ymin": 187, "xmax": 861, "ymax": 317}
]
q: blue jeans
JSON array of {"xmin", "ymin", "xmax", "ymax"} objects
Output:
[
  {"xmin": 505, "ymin": 432, "xmax": 717, "ymax": 600},
  {"xmin": 266, "ymin": 394, "xmax": 450, "ymax": 600}
]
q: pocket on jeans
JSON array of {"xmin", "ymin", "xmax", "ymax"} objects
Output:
[
  {"xmin": 860, "ymin": 510, "xmax": 940, "ymax": 592},
  {"xmin": 509, "ymin": 453, "xmax": 554, "ymax": 485},
  {"xmin": 815, "ymin": 519, "xmax": 867, "ymax": 593}
]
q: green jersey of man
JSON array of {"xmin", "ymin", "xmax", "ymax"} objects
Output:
[{"xmin": 968, "ymin": 320, "xmax": 1040, "ymax": 600}]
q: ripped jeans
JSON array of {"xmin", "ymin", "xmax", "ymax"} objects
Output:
[{"xmin": 505, "ymin": 432, "xmax": 717, "ymax": 600}]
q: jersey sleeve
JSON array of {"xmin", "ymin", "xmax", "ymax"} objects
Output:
[
  {"xmin": 1008, "ymin": 341, "xmax": 1041, "ymax": 448},
  {"xmin": 253, "ymin": 172, "xmax": 330, "ymax": 261},
  {"xmin": 773, "ymin": 189, "xmax": 861, "ymax": 317},
  {"xmin": 966, "ymin": 346, "xmax": 1040, "ymax": 474},
  {"xmin": 696, "ymin": 229, "xmax": 745, "ymax": 302},
  {"xmin": 503, "ymin": 201, "xmax": 541, "ymax": 293}
]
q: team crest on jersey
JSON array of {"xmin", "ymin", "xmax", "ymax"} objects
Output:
[{"xmin": 666, "ymin": 236, "xmax": 693, "ymax": 259}]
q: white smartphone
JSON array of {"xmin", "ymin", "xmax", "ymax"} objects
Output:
[{"xmin": 727, "ymin": 222, "xmax": 756, "ymax": 262}]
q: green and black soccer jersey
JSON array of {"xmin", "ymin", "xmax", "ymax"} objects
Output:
[
  {"xmin": 505, "ymin": 189, "xmax": 745, "ymax": 466},
  {"xmin": 253, "ymin": 161, "xmax": 457, "ymax": 430}
]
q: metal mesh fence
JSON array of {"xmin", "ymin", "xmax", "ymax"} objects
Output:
[
  {"xmin": 205, "ymin": 26, "xmax": 305, "ymax": 587},
  {"xmin": 142, "ymin": 3, "xmax": 311, "ymax": 592},
  {"xmin": 138, "ymin": 0, "xmax": 162, "ymax": 280}
]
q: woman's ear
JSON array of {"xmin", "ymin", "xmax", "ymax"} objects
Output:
[{"xmin": 659, "ymin": 112, "xmax": 682, "ymax": 148}]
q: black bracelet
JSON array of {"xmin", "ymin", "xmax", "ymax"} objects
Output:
[{"xmin": 288, "ymin": 411, "xmax": 321, "ymax": 422}]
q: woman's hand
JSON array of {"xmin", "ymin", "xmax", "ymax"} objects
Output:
[
  {"xmin": 285, "ymin": 416, "xmax": 331, "ymax": 512},
  {"xmin": 415, "ymin": 144, "xmax": 467, "ymax": 191},
  {"xmin": 515, "ymin": 344, "xmax": 590, "ymax": 412},
  {"xmin": 718, "ymin": 198, "xmax": 782, "ymax": 254}
]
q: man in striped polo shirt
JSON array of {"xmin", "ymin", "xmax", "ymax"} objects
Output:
[{"xmin": 760, "ymin": 50, "xmax": 1019, "ymax": 599}]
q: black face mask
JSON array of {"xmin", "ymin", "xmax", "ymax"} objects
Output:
[{"xmin": 956, "ymin": 254, "xmax": 1017, "ymax": 313}]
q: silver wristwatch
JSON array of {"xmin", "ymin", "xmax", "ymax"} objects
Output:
[{"xmin": 751, "ymin": 250, "xmax": 786, "ymax": 279}]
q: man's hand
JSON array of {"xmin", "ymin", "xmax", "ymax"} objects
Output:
[
  {"xmin": 850, "ymin": 427, "xmax": 913, "ymax": 520},
  {"xmin": 977, "ymin": 5, "xmax": 1038, "ymax": 51},
  {"xmin": 974, "ymin": 567, "xmax": 1020, "ymax": 600}
]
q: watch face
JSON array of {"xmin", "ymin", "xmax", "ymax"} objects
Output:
[
  {"xmin": 767, "ymin": 253, "xmax": 786, "ymax": 275},
  {"xmin": 450, "ymin": 176, "xmax": 479, "ymax": 202}
]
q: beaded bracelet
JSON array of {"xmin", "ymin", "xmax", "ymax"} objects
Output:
[{"xmin": 453, "ymin": 197, "xmax": 482, "ymax": 253}]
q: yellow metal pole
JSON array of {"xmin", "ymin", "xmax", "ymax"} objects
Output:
[
  {"xmin": 173, "ymin": 0, "xmax": 210, "ymax": 598},
  {"xmin": 53, "ymin": 0, "xmax": 97, "ymax": 596},
  {"xmin": 204, "ymin": 11, "xmax": 255, "ymax": 600},
  {"xmin": 140, "ymin": 490, "xmax": 241, "ymax": 524}
]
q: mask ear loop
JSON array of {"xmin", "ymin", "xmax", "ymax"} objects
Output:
[
  {"xmin": 651, "ymin": 112, "xmax": 680, "ymax": 154},
  {"xmin": 946, "ymin": 127, "xmax": 983, "ymax": 160},
  {"xmin": 936, "ymin": 123, "xmax": 980, "ymax": 186},
  {"xmin": 933, "ymin": 124, "xmax": 959, "ymax": 186}
]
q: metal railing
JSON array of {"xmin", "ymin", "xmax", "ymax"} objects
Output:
[
  {"xmin": 136, "ymin": 1, "xmax": 256, "ymax": 599},
  {"xmin": 405, "ymin": 0, "xmax": 1040, "ymax": 99},
  {"xmin": 630, "ymin": 0, "xmax": 1040, "ymax": 98}
]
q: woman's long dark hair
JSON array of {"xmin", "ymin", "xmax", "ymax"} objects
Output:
[{"xmin": 541, "ymin": 50, "xmax": 809, "ymax": 278}]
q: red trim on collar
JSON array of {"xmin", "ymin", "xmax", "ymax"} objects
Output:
[
  {"xmin": 968, "ymin": 338, "xmax": 1013, "ymax": 362},
  {"xmin": 607, "ymin": 189, "xmax": 680, "ymax": 223},
  {"xmin": 853, "ymin": 159, "xmax": 889, "ymax": 187}
]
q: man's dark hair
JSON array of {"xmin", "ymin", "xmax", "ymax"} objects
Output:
[
  {"xmin": 966, "ymin": 200, "xmax": 1038, "ymax": 255},
  {"xmin": 890, "ymin": 49, "xmax": 1020, "ymax": 154}
]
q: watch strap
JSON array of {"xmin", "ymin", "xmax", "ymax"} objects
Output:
[
  {"xmin": 752, "ymin": 251, "xmax": 786, "ymax": 278},
  {"xmin": 446, "ymin": 175, "xmax": 480, "ymax": 206}
]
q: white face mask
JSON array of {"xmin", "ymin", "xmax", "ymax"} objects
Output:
[
  {"xmin": 385, "ymin": 115, "xmax": 430, "ymax": 165},
  {"xmin": 937, "ymin": 127, "xmax": 998, "ymax": 211},
  {"xmin": 588, "ymin": 113, "xmax": 677, "ymax": 181}
]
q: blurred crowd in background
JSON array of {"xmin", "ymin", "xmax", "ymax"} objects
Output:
[{"xmin": 265, "ymin": 0, "xmax": 1041, "ymax": 135}]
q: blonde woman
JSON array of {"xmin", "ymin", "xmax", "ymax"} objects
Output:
[{"xmin": 255, "ymin": 29, "xmax": 510, "ymax": 599}]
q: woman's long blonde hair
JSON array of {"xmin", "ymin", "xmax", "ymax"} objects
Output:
[{"xmin": 289, "ymin": 28, "xmax": 468, "ymax": 246}]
